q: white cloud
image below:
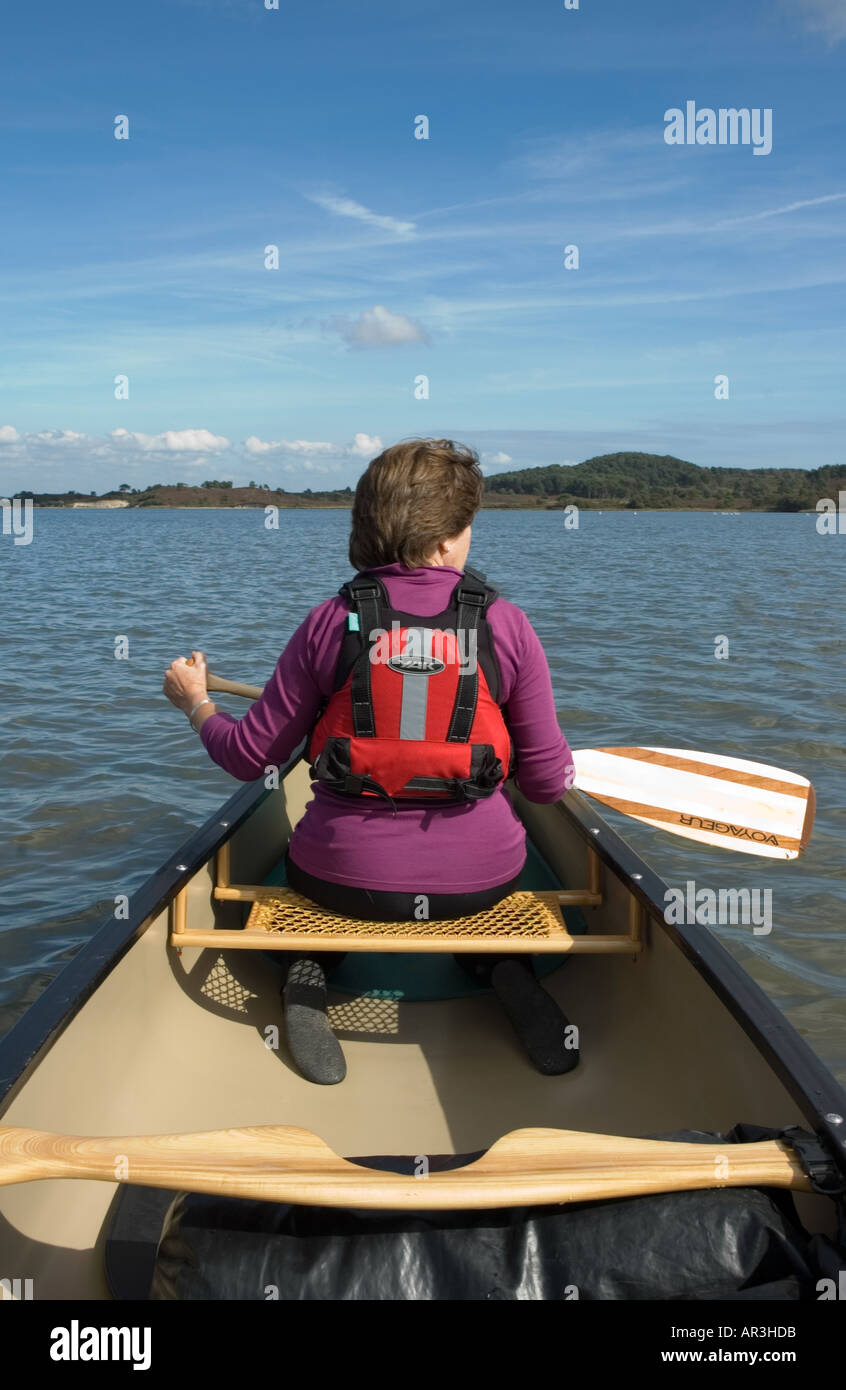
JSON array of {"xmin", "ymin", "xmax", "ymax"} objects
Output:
[
  {"xmin": 308, "ymin": 194, "xmax": 415, "ymax": 237},
  {"xmin": 244, "ymin": 436, "xmax": 337, "ymax": 456},
  {"xmin": 483, "ymin": 450, "xmax": 512, "ymax": 466},
  {"xmin": 282, "ymin": 459, "xmax": 341, "ymax": 475},
  {"xmin": 713, "ymin": 191, "xmax": 846, "ymax": 228},
  {"xmin": 0, "ymin": 425, "xmax": 381, "ymax": 493},
  {"xmin": 349, "ymin": 432, "xmax": 381, "ymax": 458},
  {"xmin": 245, "ymin": 433, "xmax": 381, "ymax": 460},
  {"xmin": 333, "ymin": 305, "xmax": 428, "ymax": 348},
  {"xmin": 244, "ymin": 436, "xmax": 276, "ymax": 455},
  {"xmin": 110, "ymin": 427, "xmax": 230, "ymax": 453},
  {"xmin": 793, "ymin": 0, "xmax": 846, "ymax": 41},
  {"xmin": 32, "ymin": 429, "xmax": 89, "ymax": 445},
  {"xmin": 516, "ymin": 126, "xmax": 664, "ymax": 185}
]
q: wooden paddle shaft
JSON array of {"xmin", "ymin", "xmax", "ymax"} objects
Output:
[
  {"xmin": 184, "ymin": 657, "xmax": 262, "ymax": 701},
  {"xmin": 206, "ymin": 673, "xmax": 262, "ymax": 699},
  {"xmin": 0, "ymin": 1124, "xmax": 812, "ymax": 1210}
]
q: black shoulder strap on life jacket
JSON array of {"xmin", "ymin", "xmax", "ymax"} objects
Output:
[
  {"xmin": 461, "ymin": 564, "xmax": 497, "ymax": 599},
  {"xmin": 339, "ymin": 573, "xmax": 386, "ymax": 638},
  {"xmin": 446, "ymin": 567, "xmax": 497, "ymax": 744},
  {"xmin": 338, "ymin": 574, "xmax": 388, "ymax": 737}
]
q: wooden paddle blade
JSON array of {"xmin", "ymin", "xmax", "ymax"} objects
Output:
[
  {"xmin": 572, "ymin": 747, "xmax": 815, "ymax": 859},
  {"xmin": 0, "ymin": 1125, "xmax": 811, "ymax": 1209}
]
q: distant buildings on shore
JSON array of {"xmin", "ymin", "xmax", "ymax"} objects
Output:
[{"xmin": 70, "ymin": 499, "xmax": 130, "ymax": 509}]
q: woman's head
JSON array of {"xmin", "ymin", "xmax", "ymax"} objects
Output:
[{"xmin": 349, "ymin": 438, "xmax": 483, "ymax": 571}]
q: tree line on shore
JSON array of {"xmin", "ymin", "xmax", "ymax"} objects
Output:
[
  {"xmin": 483, "ymin": 453, "xmax": 845, "ymax": 510},
  {"xmin": 11, "ymin": 452, "xmax": 845, "ymax": 510}
]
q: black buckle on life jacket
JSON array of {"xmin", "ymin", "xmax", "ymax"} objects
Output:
[
  {"xmin": 456, "ymin": 780, "xmax": 498, "ymax": 802},
  {"xmin": 403, "ymin": 775, "xmax": 496, "ymax": 803},
  {"xmin": 403, "ymin": 749, "xmax": 503, "ymax": 803},
  {"xmin": 340, "ymin": 578, "xmax": 382, "ymax": 623},
  {"xmin": 312, "ymin": 748, "xmax": 399, "ymax": 816},
  {"xmin": 339, "ymin": 577, "xmax": 384, "ymax": 624},
  {"xmin": 455, "ymin": 586, "xmax": 486, "ymax": 608}
]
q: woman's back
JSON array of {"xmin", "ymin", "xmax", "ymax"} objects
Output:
[{"xmin": 200, "ymin": 561, "xmax": 573, "ymax": 893}]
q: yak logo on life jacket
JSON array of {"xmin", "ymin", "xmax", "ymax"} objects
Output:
[
  {"xmin": 371, "ymin": 623, "xmax": 477, "ymax": 676},
  {"xmin": 384, "ymin": 626, "xmax": 447, "ymax": 676},
  {"xmin": 387, "ymin": 654, "xmax": 446, "ymax": 675}
]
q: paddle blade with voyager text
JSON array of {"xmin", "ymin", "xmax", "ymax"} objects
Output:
[{"xmin": 571, "ymin": 747, "xmax": 815, "ymax": 859}]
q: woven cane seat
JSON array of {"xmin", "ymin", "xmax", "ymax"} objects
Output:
[{"xmin": 244, "ymin": 888, "xmax": 567, "ymax": 943}]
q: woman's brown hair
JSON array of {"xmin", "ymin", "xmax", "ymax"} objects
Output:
[{"xmin": 349, "ymin": 438, "xmax": 483, "ymax": 570}]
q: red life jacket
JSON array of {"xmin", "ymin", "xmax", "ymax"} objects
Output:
[{"xmin": 308, "ymin": 568, "xmax": 513, "ymax": 804}]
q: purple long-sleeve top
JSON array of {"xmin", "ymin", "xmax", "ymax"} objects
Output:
[{"xmin": 200, "ymin": 563, "xmax": 573, "ymax": 892}]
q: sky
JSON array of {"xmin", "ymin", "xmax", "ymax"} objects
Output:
[{"xmin": 0, "ymin": 0, "xmax": 844, "ymax": 493}]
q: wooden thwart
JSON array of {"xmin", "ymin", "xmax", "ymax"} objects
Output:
[
  {"xmin": 169, "ymin": 844, "xmax": 644, "ymax": 955},
  {"xmin": 0, "ymin": 1124, "xmax": 810, "ymax": 1209}
]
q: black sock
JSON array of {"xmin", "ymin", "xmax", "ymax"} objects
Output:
[
  {"xmin": 490, "ymin": 958, "xmax": 580, "ymax": 1076},
  {"xmin": 282, "ymin": 958, "xmax": 346, "ymax": 1085}
]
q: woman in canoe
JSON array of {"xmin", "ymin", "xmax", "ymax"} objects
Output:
[{"xmin": 164, "ymin": 439, "xmax": 576, "ymax": 1085}]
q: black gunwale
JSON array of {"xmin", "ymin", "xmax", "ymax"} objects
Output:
[{"xmin": 2, "ymin": 768, "xmax": 845, "ymax": 1183}]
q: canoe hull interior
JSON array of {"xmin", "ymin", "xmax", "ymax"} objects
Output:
[{"xmin": 0, "ymin": 761, "xmax": 841, "ymax": 1299}]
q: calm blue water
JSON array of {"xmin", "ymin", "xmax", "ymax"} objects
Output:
[{"xmin": 1, "ymin": 508, "xmax": 845, "ymax": 1081}]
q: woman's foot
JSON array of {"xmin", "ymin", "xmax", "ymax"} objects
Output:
[
  {"xmin": 490, "ymin": 958, "xmax": 580, "ymax": 1076},
  {"xmin": 282, "ymin": 958, "xmax": 346, "ymax": 1085}
]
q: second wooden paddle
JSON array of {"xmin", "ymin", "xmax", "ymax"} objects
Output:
[{"xmin": 0, "ymin": 1123, "xmax": 810, "ymax": 1209}]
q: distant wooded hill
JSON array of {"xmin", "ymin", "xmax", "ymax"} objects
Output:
[
  {"xmin": 14, "ymin": 452, "xmax": 845, "ymax": 510},
  {"xmin": 483, "ymin": 453, "xmax": 845, "ymax": 510}
]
